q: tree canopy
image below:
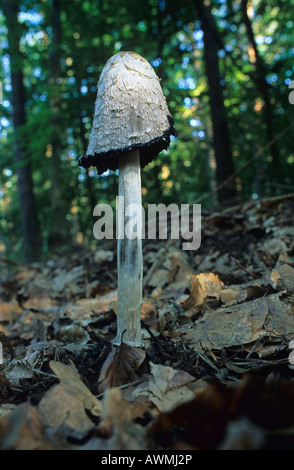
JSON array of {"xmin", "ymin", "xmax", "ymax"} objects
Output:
[{"xmin": 0, "ymin": 0, "xmax": 293, "ymax": 261}]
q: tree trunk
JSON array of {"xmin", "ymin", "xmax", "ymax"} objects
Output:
[
  {"xmin": 3, "ymin": 0, "xmax": 41, "ymax": 262},
  {"xmin": 48, "ymin": 0, "xmax": 65, "ymax": 247},
  {"xmin": 240, "ymin": 0, "xmax": 281, "ymax": 183},
  {"xmin": 194, "ymin": 0, "xmax": 236, "ymax": 204},
  {"xmin": 76, "ymin": 78, "xmax": 97, "ymax": 214}
]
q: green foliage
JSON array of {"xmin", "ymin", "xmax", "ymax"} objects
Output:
[{"xmin": 0, "ymin": 0, "xmax": 293, "ymax": 261}]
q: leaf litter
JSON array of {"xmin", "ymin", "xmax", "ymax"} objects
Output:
[{"xmin": 0, "ymin": 194, "xmax": 294, "ymax": 449}]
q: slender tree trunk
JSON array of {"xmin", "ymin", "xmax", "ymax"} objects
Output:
[
  {"xmin": 80, "ymin": 132, "xmax": 97, "ymax": 215},
  {"xmin": 48, "ymin": 0, "xmax": 64, "ymax": 246},
  {"xmin": 194, "ymin": 0, "xmax": 236, "ymax": 204},
  {"xmin": 76, "ymin": 79, "xmax": 97, "ymax": 214},
  {"xmin": 3, "ymin": 0, "xmax": 41, "ymax": 262},
  {"xmin": 240, "ymin": 0, "xmax": 281, "ymax": 182}
]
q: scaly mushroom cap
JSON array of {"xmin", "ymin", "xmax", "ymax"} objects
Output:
[{"xmin": 79, "ymin": 51, "xmax": 177, "ymax": 174}]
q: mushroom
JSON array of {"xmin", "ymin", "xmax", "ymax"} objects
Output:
[{"xmin": 79, "ymin": 51, "xmax": 176, "ymax": 346}]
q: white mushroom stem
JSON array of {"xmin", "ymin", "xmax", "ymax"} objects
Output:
[{"xmin": 114, "ymin": 149, "xmax": 143, "ymax": 346}]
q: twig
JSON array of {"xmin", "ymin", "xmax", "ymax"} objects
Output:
[
  {"xmin": 32, "ymin": 368, "xmax": 57, "ymax": 379},
  {"xmin": 197, "ymin": 350, "xmax": 220, "ymax": 372},
  {"xmin": 96, "ymin": 378, "xmax": 146, "ymax": 399},
  {"xmin": 140, "ymin": 320, "xmax": 171, "ymax": 358},
  {"xmin": 231, "ymin": 256, "xmax": 261, "ymax": 279}
]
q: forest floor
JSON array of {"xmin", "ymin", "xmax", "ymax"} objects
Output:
[{"xmin": 1, "ymin": 194, "xmax": 294, "ymax": 450}]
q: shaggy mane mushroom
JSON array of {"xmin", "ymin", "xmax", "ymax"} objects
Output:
[{"xmin": 79, "ymin": 51, "xmax": 176, "ymax": 346}]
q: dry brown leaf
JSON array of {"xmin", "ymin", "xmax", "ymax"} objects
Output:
[
  {"xmin": 50, "ymin": 265, "xmax": 85, "ymax": 295},
  {"xmin": 94, "ymin": 249, "xmax": 114, "ymax": 263},
  {"xmin": 148, "ymin": 370, "xmax": 294, "ymax": 450},
  {"xmin": 0, "ymin": 403, "xmax": 16, "ymax": 417},
  {"xmin": 97, "ymin": 344, "xmax": 145, "ymax": 393},
  {"xmin": 0, "ymin": 300, "xmax": 22, "ymax": 322},
  {"xmin": 3, "ymin": 361, "xmax": 35, "ymax": 386},
  {"xmin": 37, "ymin": 360, "xmax": 101, "ymax": 440},
  {"xmin": 0, "ymin": 375, "xmax": 11, "ymax": 401},
  {"xmin": 275, "ymin": 263, "xmax": 294, "ymax": 294},
  {"xmin": 245, "ymin": 284, "xmax": 272, "ymax": 301},
  {"xmin": 131, "ymin": 362, "xmax": 196, "ymax": 413},
  {"xmin": 2, "ymin": 347, "xmax": 41, "ymax": 386},
  {"xmin": 219, "ymin": 287, "xmax": 247, "ymax": 305},
  {"xmin": 100, "ymin": 388, "xmax": 146, "ymax": 450},
  {"xmin": 65, "ymin": 291, "xmax": 117, "ymax": 322},
  {"xmin": 0, "ymin": 403, "xmax": 52, "ymax": 450},
  {"xmin": 147, "ymin": 269, "xmax": 170, "ymax": 288},
  {"xmin": 265, "ymin": 295, "xmax": 294, "ymax": 335},
  {"xmin": 22, "ymin": 295, "xmax": 57, "ymax": 311},
  {"xmin": 141, "ymin": 301, "xmax": 157, "ymax": 328},
  {"xmin": 270, "ymin": 269, "xmax": 281, "ymax": 288},
  {"xmin": 184, "ymin": 293, "xmax": 294, "ymax": 351},
  {"xmin": 182, "ymin": 272, "xmax": 224, "ymax": 311},
  {"xmin": 218, "ymin": 417, "xmax": 265, "ymax": 450},
  {"xmin": 55, "ymin": 323, "xmax": 90, "ymax": 345}
]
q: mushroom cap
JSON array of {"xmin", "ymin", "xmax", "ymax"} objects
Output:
[{"xmin": 79, "ymin": 51, "xmax": 177, "ymax": 174}]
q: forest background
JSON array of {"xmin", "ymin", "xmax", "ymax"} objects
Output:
[{"xmin": 0, "ymin": 0, "xmax": 293, "ymax": 264}]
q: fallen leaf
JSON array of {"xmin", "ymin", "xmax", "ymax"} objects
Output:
[
  {"xmin": 141, "ymin": 301, "xmax": 157, "ymax": 326},
  {"xmin": 0, "ymin": 375, "xmax": 11, "ymax": 401},
  {"xmin": 0, "ymin": 403, "xmax": 52, "ymax": 450},
  {"xmin": 50, "ymin": 265, "xmax": 85, "ymax": 295},
  {"xmin": 0, "ymin": 300, "xmax": 22, "ymax": 322},
  {"xmin": 131, "ymin": 362, "xmax": 196, "ymax": 413},
  {"xmin": 55, "ymin": 323, "xmax": 90, "ymax": 345},
  {"xmin": 2, "ymin": 348, "xmax": 40, "ymax": 386},
  {"xmin": 22, "ymin": 295, "xmax": 57, "ymax": 311},
  {"xmin": 184, "ymin": 293, "xmax": 294, "ymax": 351},
  {"xmin": 0, "ymin": 403, "xmax": 16, "ymax": 417},
  {"xmin": 148, "ymin": 372, "xmax": 294, "ymax": 450},
  {"xmin": 94, "ymin": 250, "xmax": 114, "ymax": 263},
  {"xmin": 182, "ymin": 272, "xmax": 224, "ymax": 311},
  {"xmin": 97, "ymin": 344, "xmax": 145, "ymax": 393},
  {"xmin": 3, "ymin": 361, "xmax": 34, "ymax": 386},
  {"xmin": 65, "ymin": 291, "xmax": 118, "ymax": 322},
  {"xmin": 275, "ymin": 263, "xmax": 294, "ymax": 294},
  {"xmin": 37, "ymin": 360, "xmax": 101, "ymax": 440},
  {"xmin": 245, "ymin": 284, "xmax": 273, "ymax": 301},
  {"xmin": 147, "ymin": 269, "xmax": 170, "ymax": 288},
  {"xmin": 270, "ymin": 269, "xmax": 281, "ymax": 288},
  {"xmin": 219, "ymin": 287, "xmax": 247, "ymax": 305},
  {"xmin": 100, "ymin": 387, "xmax": 146, "ymax": 450},
  {"xmin": 218, "ymin": 417, "xmax": 265, "ymax": 450}
]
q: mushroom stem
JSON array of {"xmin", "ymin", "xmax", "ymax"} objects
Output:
[{"xmin": 114, "ymin": 149, "xmax": 143, "ymax": 346}]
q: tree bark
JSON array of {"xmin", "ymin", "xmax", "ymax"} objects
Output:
[
  {"xmin": 194, "ymin": 0, "xmax": 236, "ymax": 204},
  {"xmin": 3, "ymin": 0, "xmax": 41, "ymax": 262},
  {"xmin": 240, "ymin": 0, "xmax": 281, "ymax": 183},
  {"xmin": 48, "ymin": 0, "xmax": 65, "ymax": 247},
  {"xmin": 76, "ymin": 78, "xmax": 97, "ymax": 214}
]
